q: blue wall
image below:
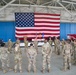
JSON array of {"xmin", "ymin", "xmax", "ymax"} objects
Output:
[
  {"xmin": 0, "ymin": 21, "xmax": 16, "ymax": 42},
  {"xmin": 0, "ymin": 21, "xmax": 76, "ymax": 42},
  {"xmin": 60, "ymin": 23, "xmax": 76, "ymax": 40}
]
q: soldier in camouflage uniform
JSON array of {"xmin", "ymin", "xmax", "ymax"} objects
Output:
[
  {"xmin": 24, "ymin": 36, "xmax": 28, "ymax": 52},
  {"xmin": 0, "ymin": 45, "xmax": 11, "ymax": 73},
  {"xmin": 73, "ymin": 39, "xmax": 76, "ymax": 65},
  {"xmin": 7, "ymin": 39, "xmax": 13, "ymax": 53},
  {"xmin": 54, "ymin": 37, "xmax": 61, "ymax": 55},
  {"xmin": 41, "ymin": 39, "xmax": 52, "ymax": 73},
  {"xmin": 26, "ymin": 43, "xmax": 37, "ymax": 73},
  {"xmin": 14, "ymin": 42, "xmax": 22, "ymax": 73},
  {"xmin": 33, "ymin": 37, "xmax": 38, "ymax": 53},
  {"xmin": 62, "ymin": 40, "xmax": 72, "ymax": 71},
  {"xmin": 48, "ymin": 37, "xmax": 54, "ymax": 53}
]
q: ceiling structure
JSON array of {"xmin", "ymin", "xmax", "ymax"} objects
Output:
[{"xmin": 0, "ymin": 0, "xmax": 76, "ymax": 22}]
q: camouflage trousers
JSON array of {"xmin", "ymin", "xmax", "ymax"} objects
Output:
[
  {"xmin": 73, "ymin": 49, "xmax": 76, "ymax": 64},
  {"xmin": 8, "ymin": 47, "xmax": 12, "ymax": 53},
  {"xmin": 34, "ymin": 46, "xmax": 38, "ymax": 53},
  {"xmin": 55, "ymin": 45, "xmax": 60, "ymax": 55},
  {"xmin": 63, "ymin": 55, "xmax": 71, "ymax": 70},
  {"xmin": 1, "ymin": 57, "xmax": 10, "ymax": 70},
  {"xmin": 14, "ymin": 58, "xmax": 22, "ymax": 71},
  {"xmin": 42, "ymin": 55, "xmax": 51, "ymax": 70},
  {"xmin": 28, "ymin": 57, "xmax": 36, "ymax": 71}
]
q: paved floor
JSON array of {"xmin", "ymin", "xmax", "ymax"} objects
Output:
[{"xmin": 0, "ymin": 47, "xmax": 76, "ymax": 75}]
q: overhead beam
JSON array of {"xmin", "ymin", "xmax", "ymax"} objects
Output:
[
  {"xmin": 57, "ymin": 1, "xmax": 72, "ymax": 15},
  {"xmin": 62, "ymin": 0, "xmax": 76, "ymax": 5},
  {"xmin": 2, "ymin": 0, "xmax": 7, "ymax": 4},
  {"xmin": 10, "ymin": 4, "xmax": 63, "ymax": 9},
  {"xmin": 24, "ymin": 0, "xmax": 35, "ymax": 5},
  {"xmin": 0, "ymin": 0, "xmax": 16, "ymax": 12}
]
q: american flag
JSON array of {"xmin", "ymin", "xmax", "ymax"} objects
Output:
[{"xmin": 15, "ymin": 13, "xmax": 60, "ymax": 40}]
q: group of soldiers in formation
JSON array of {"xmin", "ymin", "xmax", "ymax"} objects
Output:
[{"xmin": 0, "ymin": 36, "xmax": 76, "ymax": 73}]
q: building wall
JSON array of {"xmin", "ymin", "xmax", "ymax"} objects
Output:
[{"xmin": 0, "ymin": 21, "xmax": 76, "ymax": 42}]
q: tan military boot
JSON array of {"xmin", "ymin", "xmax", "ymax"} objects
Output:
[
  {"xmin": 41, "ymin": 69, "xmax": 45, "ymax": 73},
  {"xmin": 14, "ymin": 69, "xmax": 17, "ymax": 73},
  {"xmin": 47, "ymin": 68, "xmax": 51, "ymax": 72},
  {"xmin": 27, "ymin": 69, "xmax": 30, "ymax": 73},
  {"xmin": 68, "ymin": 66, "xmax": 70, "ymax": 70},
  {"xmin": 20, "ymin": 70, "xmax": 22, "ymax": 73},
  {"xmin": 61, "ymin": 68, "xmax": 67, "ymax": 71},
  {"xmin": 34, "ymin": 69, "xmax": 37, "ymax": 73},
  {"xmin": 8, "ymin": 67, "xmax": 13, "ymax": 71},
  {"xmin": 3, "ymin": 70, "xmax": 7, "ymax": 73}
]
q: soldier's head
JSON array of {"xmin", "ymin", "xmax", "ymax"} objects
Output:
[
  {"xmin": 66, "ymin": 39, "xmax": 71, "ymax": 44},
  {"xmin": 44, "ymin": 38, "xmax": 47, "ymax": 43}
]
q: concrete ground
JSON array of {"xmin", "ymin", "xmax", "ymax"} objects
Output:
[{"xmin": 0, "ymin": 47, "xmax": 76, "ymax": 75}]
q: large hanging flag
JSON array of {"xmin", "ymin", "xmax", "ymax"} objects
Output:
[{"xmin": 15, "ymin": 13, "xmax": 60, "ymax": 39}]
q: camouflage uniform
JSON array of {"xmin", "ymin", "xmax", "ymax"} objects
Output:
[
  {"xmin": 62, "ymin": 42, "xmax": 72, "ymax": 71},
  {"xmin": 24, "ymin": 40, "xmax": 28, "ymax": 48},
  {"xmin": 0, "ymin": 46, "xmax": 10, "ymax": 73},
  {"xmin": 14, "ymin": 43, "xmax": 22, "ymax": 73},
  {"xmin": 33, "ymin": 37, "xmax": 38, "ymax": 53},
  {"xmin": 61, "ymin": 39, "xmax": 65, "ymax": 50},
  {"xmin": 49, "ymin": 38, "xmax": 54, "ymax": 53},
  {"xmin": 24, "ymin": 37, "xmax": 28, "ymax": 52},
  {"xmin": 73, "ymin": 40, "xmax": 76, "ymax": 64},
  {"xmin": 54, "ymin": 38, "xmax": 60, "ymax": 55},
  {"xmin": 42, "ymin": 40, "xmax": 52, "ymax": 72},
  {"xmin": 8, "ymin": 39, "xmax": 13, "ymax": 53},
  {"xmin": 26, "ymin": 44, "xmax": 37, "ymax": 72}
]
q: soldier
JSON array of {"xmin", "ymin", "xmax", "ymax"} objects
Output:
[
  {"xmin": 24, "ymin": 36, "xmax": 28, "ymax": 51},
  {"xmin": 73, "ymin": 39, "xmax": 76, "ymax": 65},
  {"xmin": 48, "ymin": 37, "xmax": 54, "ymax": 53},
  {"xmin": 33, "ymin": 37, "xmax": 38, "ymax": 53},
  {"xmin": 48, "ymin": 37, "xmax": 52, "ymax": 46},
  {"xmin": 62, "ymin": 40, "xmax": 72, "ymax": 71},
  {"xmin": 26, "ymin": 43, "xmax": 37, "ymax": 73},
  {"xmin": 41, "ymin": 39, "xmax": 52, "ymax": 73},
  {"xmin": 0, "ymin": 44, "xmax": 11, "ymax": 73},
  {"xmin": 7, "ymin": 39, "xmax": 13, "ymax": 53},
  {"xmin": 14, "ymin": 42, "xmax": 22, "ymax": 73},
  {"xmin": 54, "ymin": 37, "xmax": 61, "ymax": 55}
]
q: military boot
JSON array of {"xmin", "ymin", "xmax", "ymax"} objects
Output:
[
  {"xmin": 3, "ymin": 70, "xmax": 7, "ymax": 73},
  {"xmin": 20, "ymin": 70, "xmax": 22, "ymax": 73},
  {"xmin": 14, "ymin": 69, "xmax": 17, "ymax": 73},
  {"xmin": 68, "ymin": 66, "xmax": 70, "ymax": 70},
  {"xmin": 34, "ymin": 69, "xmax": 37, "ymax": 73},
  {"xmin": 41, "ymin": 69, "xmax": 45, "ymax": 73},
  {"xmin": 27, "ymin": 69, "xmax": 30, "ymax": 73},
  {"xmin": 47, "ymin": 68, "xmax": 51, "ymax": 72}
]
